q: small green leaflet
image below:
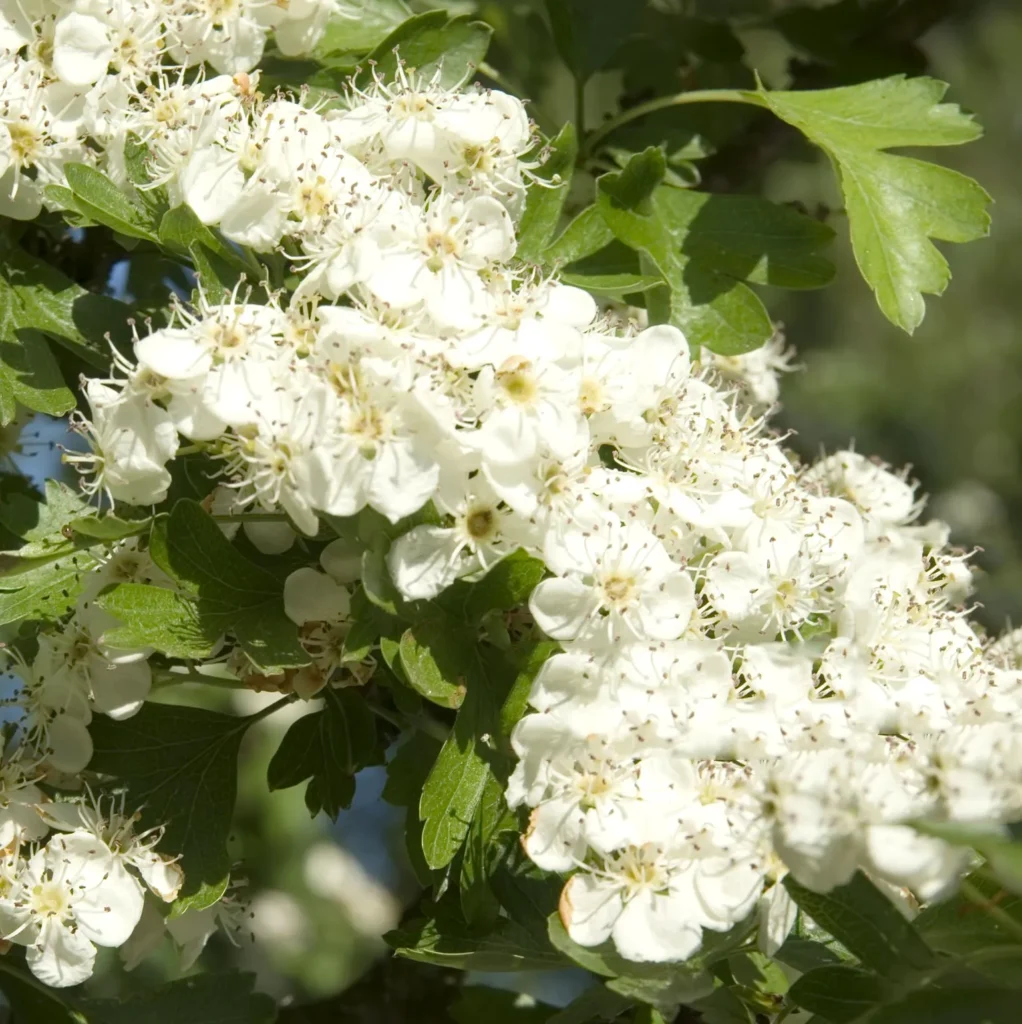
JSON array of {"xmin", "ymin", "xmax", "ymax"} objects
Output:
[
  {"xmin": 314, "ymin": 0, "xmax": 412, "ymax": 55},
  {"xmin": 418, "ymin": 639, "xmax": 507, "ymax": 870},
  {"xmin": 355, "ymin": 11, "xmax": 492, "ymax": 90},
  {"xmin": 57, "ymin": 162, "xmax": 160, "ymax": 242},
  {"xmin": 0, "ymin": 548, "xmax": 100, "ymax": 628},
  {"xmin": 387, "ymin": 912, "xmax": 565, "ymax": 972},
  {"xmin": 0, "ymin": 261, "xmax": 75, "ymax": 423},
  {"xmin": 266, "ymin": 687, "xmax": 378, "ymax": 818},
  {"xmin": 148, "ymin": 499, "xmax": 308, "ymax": 672},
  {"xmin": 596, "ymin": 153, "xmax": 834, "ymax": 353},
  {"xmin": 759, "ymin": 75, "xmax": 990, "ymax": 333},
  {"xmin": 516, "ymin": 123, "xmax": 578, "ymax": 263},
  {"xmin": 0, "ymin": 480, "xmax": 88, "ymax": 558},
  {"xmin": 399, "ymin": 621, "xmax": 470, "ymax": 708},
  {"xmin": 97, "ymin": 583, "xmax": 221, "ymax": 660},
  {"xmin": 787, "ymin": 965, "xmax": 888, "ymax": 1022},
  {"xmin": 89, "ymin": 702, "xmax": 270, "ymax": 908},
  {"xmin": 783, "ymin": 872, "xmax": 937, "ymax": 977},
  {"xmin": 0, "ymin": 242, "xmax": 140, "ymax": 371}
]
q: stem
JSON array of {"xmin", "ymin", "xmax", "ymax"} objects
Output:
[
  {"xmin": 574, "ymin": 77, "xmax": 587, "ymax": 137},
  {"xmin": 961, "ymin": 879, "xmax": 1022, "ymax": 943},
  {"xmin": 152, "ymin": 671, "xmax": 248, "ymax": 691},
  {"xmin": 582, "ymin": 88, "xmax": 765, "ymax": 157},
  {"xmin": 246, "ymin": 694, "xmax": 297, "ymax": 725},
  {"xmin": 366, "ymin": 698, "xmax": 448, "ymax": 742},
  {"xmin": 211, "ymin": 512, "xmax": 291, "ymax": 523}
]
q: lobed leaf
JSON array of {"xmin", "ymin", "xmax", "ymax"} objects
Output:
[{"xmin": 759, "ymin": 75, "xmax": 990, "ymax": 332}]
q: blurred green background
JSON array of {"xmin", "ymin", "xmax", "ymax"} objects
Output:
[{"xmin": 5, "ymin": 0, "xmax": 1022, "ymax": 1015}]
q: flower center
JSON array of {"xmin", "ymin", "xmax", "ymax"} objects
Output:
[
  {"xmin": 31, "ymin": 881, "xmax": 70, "ymax": 919},
  {"xmin": 464, "ymin": 505, "xmax": 498, "ymax": 542},
  {"xmin": 496, "ymin": 358, "xmax": 538, "ymax": 405},
  {"xmin": 8, "ymin": 122, "xmax": 43, "ymax": 168},
  {"xmin": 600, "ymin": 572, "xmax": 637, "ymax": 610},
  {"xmin": 424, "ymin": 230, "xmax": 461, "ymax": 271},
  {"xmin": 579, "ymin": 377, "xmax": 605, "ymax": 416}
]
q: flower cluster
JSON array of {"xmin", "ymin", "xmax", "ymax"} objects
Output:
[
  {"xmin": 0, "ymin": 0, "xmax": 346, "ymax": 219},
  {"xmin": 49, "ymin": 32, "xmax": 1022, "ymax": 973}
]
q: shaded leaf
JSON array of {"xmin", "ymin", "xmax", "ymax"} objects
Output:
[
  {"xmin": 784, "ymin": 872, "xmax": 937, "ymax": 977},
  {"xmin": 267, "ymin": 687, "xmax": 378, "ymax": 818},
  {"xmin": 787, "ymin": 965, "xmax": 889, "ymax": 1022},
  {"xmin": 149, "ymin": 500, "xmax": 308, "ymax": 671},
  {"xmin": 517, "ymin": 123, "xmax": 577, "ymax": 263},
  {"xmin": 89, "ymin": 702, "xmax": 264, "ymax": 905}
]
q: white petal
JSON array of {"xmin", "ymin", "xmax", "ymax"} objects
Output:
[
  {"xmin": 181, "ymin": 147, "xmax": 245, "ymax": 225},
  {"xmin": 529, "ymin": 577, "xmax": 595, "ymax": 640},
  {"xmin": 88, "ymin": 657, "xmax": 151, "ymax": 719},
  {"xmin": 53, "ymin": 13, "xmax": 112, "ymax": 87},
  {"xmin": 44, "ymin": 714, "xmax": 94, "ymax": 774},
  {"xmin": 27, "ymin": 919, "xmax": 96, "ymax": 988},
  {"xmin": 244, "ymin": 521, "xmax": 296, "ymax": 554},
  {"xmin": 283, "ymin": 567, "xmax": 350, "ymax": 624},
  {"xmin": 523, "ymin": 798, "xmax": 585, "ymax": 873},
  {"xmin": 559, "ymin": 873, "xmax": 622, "ymax": 947},
  {"xmin": 74, "ymin": 860, "xmax": 145, "ymax": 948},
  {"xmin": 613, "ymin": 889, "xmax": 705, "ymax": 963},
  {"xmin": 388, "ymin": 526, "xmax": 468, "ymax": 600}
]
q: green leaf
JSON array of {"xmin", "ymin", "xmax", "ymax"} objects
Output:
[
  {"xmin": 399, "ymin": 621, "xmax": 470, "ymax": 708},
  {"xmin": 438, "ymin": 549, "xmax": 547, "ymax": 624},
  {"xmin": 383, "ymin": 730, "xmax": 443, "ymax": 807},
  {"xmin": 0, "ymin": 549, "xmax": 100, "ymax": 627},
  {"xmin": 598, "ymin": 182, "xmax": 772, "ymax": 355},
  {"xmin": 97, "ymin": 583, "xmax": 221, "ymax": 659},
  {"xmin": 606, "ymin": 968, "xmax": 714, "ymax": 1016},
  {"xmin": 159, "ymin": 206, "xmax": 252, "ymax": 274},
  {"xmin": 600, "ymin": 147, "xmax": 667, "ymax": 209},
  {"xmin": 547, "ymin": 986, "xmax": 636, "ymax": 1024},
  {"xmin": 914, "ymin": 821, "xmax": 1022, "ymax": 895},
  {"xmin": 774, "ymin": 936, "xmax": 843, "ymax": 973},
  {"xmin": 0, "ymin": 958, "xmax": 80, "ymax": 1023},
  {"xmin": 783, "ymin": 872, "xmax": 937, "ymax": 977},
  {"xmin": 314, "ymin": 0, "xmax": 412, "ymax": 54},
  {"xmin": 357, "ymin": 11, "xmax": 492, "ymax": 90},
  {"xmin": 560, "ymin": 271, "xmax": 663, "ymax": 295},
  {"xmin": 189, "ymin": 242, "xmax": 244, "ymax": 305},
  {"xmin": 449, "ymin": 987, "xmax": 552, "ymax": 1024},
  {"xmin": 62, "ymin": 162, "xmax": 159, "ymax": 241},
  {"xmin": 149, "ymin": 499, "xmax": 308, "ymax": 672},
  {"xmin": 787, "ymin": 965, "xmax": 889, "ymax": 1022},
  {"xmin": 543, "ymin": 0, "xmax": 645, "ymax": 82},
  {"xmin": 0, "ymin": 329, "xmax": 74, "ymax": 425},
  {"xmin": 517, "ymin": 123, "xmax": 577, "ymax": 263},
  {"xmin": 498, "ymin": 639, "xmax": 560, "ymax": 738},
  {"xmin": 89, "ymin": 702, "xmax": 265, "ymax": 905},
  {"xmin": 596, "ymin": 170, "xmax": 833, "ymax": 352},
  {"xmin": 758, "ymin": 75, "xmax": 990, "ymax": 332},
  {"xmin": 867, "ymin": 987, "xmax": 1017, "ymax": 1024},
  {"xmin": 0, "ymin": 268, "xmax": 75, "ymax": 424},
  {"xmin": 663, "ymin": 192, "xmax": 836, "ymax": 289},
  {"xmin": 387, "ymin": 913, "xmax": 564, "ymax": 972},
  {"xmin": 0, "ymin": 480, "xmax": 87, "ymax": 558},
  {"xmin": 79, "ymin": 971, "xmax": 276, "ymax": 1024},
  {"xmin": 123, "ymin": 134, "xmax": 170, "ymax": 225},
  {"xmin": 70, "ymin": 513, "xmax": 152, "ymax": 543},
  {"xmin": 0, "ymin": 242, "xmax": 140, "ymax": 371},
  {"xmin": 419, "ymin": 642, "xmax": 506, "ymax": 870},
  {"xmin": 266, "ymin": 687, "xmax": 378, "ymax": 819},
  {"xmin": 543, "ymin": 206, "xmax": 616, "ymax": 266},
  {"xmin": 459, "ymin": 771, "xmax": 516, "ymax": 929},
  {"xmin": 688, "ymin": 986, "xmax": 754, "ymax": 1024}
]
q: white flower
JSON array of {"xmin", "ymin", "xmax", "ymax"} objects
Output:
[
  {"xmin": 530, "ymin": 517, "xmax": 695, "ymax": 647},
  {"xmin": 0, "ymin": 831, "xmax": 144, "ymax": 987}
]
